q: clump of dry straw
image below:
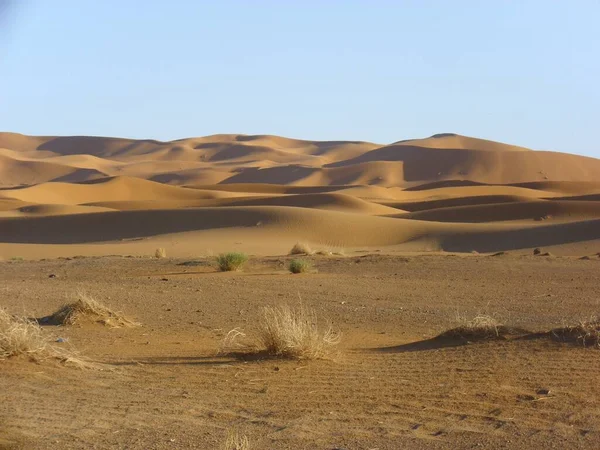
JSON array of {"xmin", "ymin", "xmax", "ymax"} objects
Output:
[{"xmin": 48, "ymin": 292, "xmax": 138, "ymax": 328}]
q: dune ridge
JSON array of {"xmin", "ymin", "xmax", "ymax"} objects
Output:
[{"xmin": 0, "ymin": 131, "xmax": 599, "ymax": 258}]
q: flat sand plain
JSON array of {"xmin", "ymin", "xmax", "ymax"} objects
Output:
[{"xmin": 1, "ymin": 254, "xmax": 599, "ymax": 449}]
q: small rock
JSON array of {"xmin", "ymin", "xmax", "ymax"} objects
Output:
[
  {"xmin": 48, "ymin": 274, "xmax": 57, "ymax": 278},
  {"xmin": 161, "ymin": 278, "xmax": 169, "ymax": 281},
  {"xmin": 56, "ymin": 337, "xmax": 67, "ymax": 343},
  {"xmin": 536, "ymin": 388, "xmax": 551, "ymax": 395},
  {"xmin": 533, "ymin": 248, "xmax": 542, "ymax": 255},
  {"xmin": 580, "ymin": 256, "xmax": 591, "ymax": 260}
]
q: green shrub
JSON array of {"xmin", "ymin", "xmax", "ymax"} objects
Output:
[
  {"xmin": 289, "ymin": 259, "xmax": 311, "ymax": 274},
  {"xmin": 216, "ymin": 252, "xmax": 248, "ymax": 271}
]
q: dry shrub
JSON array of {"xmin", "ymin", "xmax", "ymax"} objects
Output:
[
  {"xmin": 0, "ymin": 308, "xmax": 48, "ymax": 359},
  {"xmin": 223, "ymin": 429, "xmax": 250, "ymax": 450},
  {"xmin": 258, "ymin": 305, "xmax": 339, "ymax": 359},
  {"xmin": 0, "ymin": 308, "xmax": 84, "ymax": 365},
  {"xmin": 222, "ymin": 305, "xmax": 340, "ymax": 360},
  {"xmin": 49, "ymin": 293, "xmax": 138, "ymax": 328},
  {"xmin": 220, "ymin": 328, "xmax": 251, "ymax": 354},
  {"xmin": 155, "ymin": 248, "xmax": 167, "ymax": 258},
  {"xmin": 289, "ymin": 242, "xmax": 313, "ymax": 255},
  {"xmin": 550, "ymin": 318, "xmax": 600, "ymax": 347},
  {"xmin": 441, "ymin": 314, "xmax": 504, "ymax": 340}
]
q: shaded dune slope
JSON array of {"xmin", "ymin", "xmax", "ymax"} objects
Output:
[
  {"xmin": 1, "ymin": 206, "xmax": 599, "ymax": 254},
  {"xmin": 0, "ymin": 131, "xmax": 599, "ymax": 255},
  {"xmin": 400, "ymin": 200, "xmax": 600, "ymax": 223}
]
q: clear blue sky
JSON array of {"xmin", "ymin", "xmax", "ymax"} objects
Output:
[{"xmin": 1, "ymin": 1, "xmax": 598, "ymax": 157}]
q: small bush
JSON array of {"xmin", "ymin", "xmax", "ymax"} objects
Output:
[
  {"xmin": 0, "ymin": 309, "xmax": 49, "ymax": 359},
  {"xmin": 47, "ymin": 292, "xmax": 138, "ymax": 328},
  {"xmin": 258, "ymin": 305, "xmax": 340, "ymax": 359},
  {"xmin": 288, "ymin": 259, "xmax": 311, "ymax": 274},
  {"xmin": 216, "ymin": 252, "xmax": 248, "ymax": 272},
  {"xmin": 0, "ymin": 308, "xmax": 84, "ymax": 365},
  {"xmin": 289, "ymin": 242, "xmax": 313, "ymax": 255},
  {"xmin": 221, "ymin": 305, "xmax": 340, "ymax": 360},
  {"xmin": 155, "ymin": 248, "xmax": 167, "ymax": 259},
  {"xmin": 550, "ymin": 318, "xmax": 600, "ymax": 347},
  {"xmin": 223, "ymin": 429, "xmax": 250, "ymax": 450},
  {"xmin": 440, "ymin": 314, "xmax": 504, "ymax": 340}
]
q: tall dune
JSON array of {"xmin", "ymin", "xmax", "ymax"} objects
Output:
[{"xmin": 0, "ymin": 131, "xmax": 599, "ymax": 257}]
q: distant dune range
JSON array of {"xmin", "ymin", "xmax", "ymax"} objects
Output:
[{"xmin": 0, "ymin": 132, "xmax": 599, "ymax": 258}]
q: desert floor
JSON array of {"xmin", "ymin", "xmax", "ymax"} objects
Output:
[{"xmin": 1, "ymin": 253, "xmax": 599, "ymax": 449}]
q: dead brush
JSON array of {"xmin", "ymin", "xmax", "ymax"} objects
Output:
[
  {"xmin": 222, "ymin": 305, "xmax": 340, "ymax": 360},
  {"xmin": 0, "ymin": 308, "xmax": 86, "ymax": 366},
  {"xmin": 550, "ymin": 318, "xmax": 600, "ymax": 347},
  {"xmin": 440, "ymin": 314, "xmax": 505, "ymax": 341},
  {"xmin": 48, "ymin": 292, "xmax": 138, "ymax": 328},
  {"xmin": 222, "ymin": 428, "xmax": 250, "ymax": 450},
  {"xmin": 289, "ymin": 242, "xmax": 313, "ymax": 255},
  {"xmin": 0, "ymin": 308, "xmax": 48, "ymax": 359}
]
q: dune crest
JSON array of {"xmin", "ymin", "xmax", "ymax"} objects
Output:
[{"xmin": 0, "ymin": 131, "xmax": 599, "ymax": 258}]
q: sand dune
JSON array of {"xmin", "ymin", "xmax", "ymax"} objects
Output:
[
  {"xmin": 401, "ymin": 200, "xmax": 600, "ymax": 223},
  {"xmin": 0, "ymin": 131, "xmax": 599, "ymax": 258}
]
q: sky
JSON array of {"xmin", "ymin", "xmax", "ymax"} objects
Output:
[{"xmin": 0, "ymin": 1, "xmax": 599, "ymax": 157}]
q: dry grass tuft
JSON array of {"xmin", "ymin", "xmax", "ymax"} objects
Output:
[
  {"xmin": 222, "ymin": 429, "xmax": 250, "ymax": 450},
  {"xmin": 289, "ymin": 242, "xmax": 313, "ymax": 255},
  {"xmin": 0, "ymin": 308, "xmax": 49, "ymax": 359},
  {"xmin": 441, "ymin": 314, "xmax": 504, "ymax": 341},
  {"xmin": 258, "ymin": 305, "xmax": 340, "ymax": 359},
  {"xmin": 155, "ymin": 248, "xmax": 167, "ymax": 258},
  {"xmin": 221, "ymin": 305, "xmax": 340, "ymax": 360},
  {"xmin": 550, "ymin": 318, "xmax": 600, "ymax": 347},
  {"xmin": 220, "ymin": 328, "xmax": 254, "ymax": 354},
  {"xmin": 0, "ymin": 308, "xmax": 87, "ymax": 366},
  {"xmin": 48, "ymin": 292, "xmax": 139, "ymax": 328}
]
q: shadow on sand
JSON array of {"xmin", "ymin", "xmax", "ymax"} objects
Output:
[
  {"xmin": 108, "ymin": 351, "xmax": 279, "ymax": 367},
  {"xmin": 375, "ymin": 327, "xmax": 536, "ymax": 353}
]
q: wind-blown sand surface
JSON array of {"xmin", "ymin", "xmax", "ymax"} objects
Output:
[
  {"xmin": 0, "ymin": 132, "xmax": 599, "ymax": 258},
  {"xmin": 2, "ymin": 255, "xmax": 600, "ymax": 449}
]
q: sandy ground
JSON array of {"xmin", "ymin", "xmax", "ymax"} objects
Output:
[{"xmin": 1, "ymin": 254, "xmax": 600, "ymax": 449}]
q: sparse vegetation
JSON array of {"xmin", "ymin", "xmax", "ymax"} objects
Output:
[
  {"xmin": 550, "ymin": 318, "xmax": 600, "ymax": 347},
  {"xmin": 315, "ymin": 247, "xmax": 344, "ymax": 256},
  {"xmin": 221, "ymin": 305, "xmax": 340, "ymax": 360},
  {"xmin": 0, "ymin": 308, "xmax": 48, "ymax": 359},
  {"xmin": 216, "ymin": 252, "xmax": 248, "ymax": 271},
  {"xmin": 47, "ymin": 292, "xmax": 138, "ymax": 328},
  {"xmin": 155, "ymin": 248, "xmax": 167, "ymax": 258},
  {"xmin": 257, "ymin": 305, "xmax": 340, "ymax": 359},
  {"xmin": 289, "ymin": 242, "xmax": 313, "ymax": 255},
  {"xmin": 223, "ymin": 429, "xmax": 250, "ymax": 450},
  {"xmin": 259, "ymin": 305, "xmax": 339, "ymax": 359},
  {"xmin": 0, "ymin": 308, "xmax": 82, "ymax": 365},
  {"xmin": 288, "ymin": 259, "xmax": 312, "ymax": 274},
  {"xmin": 440, "ymin": 314, "xmax": 505, "ymax": 340}
]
